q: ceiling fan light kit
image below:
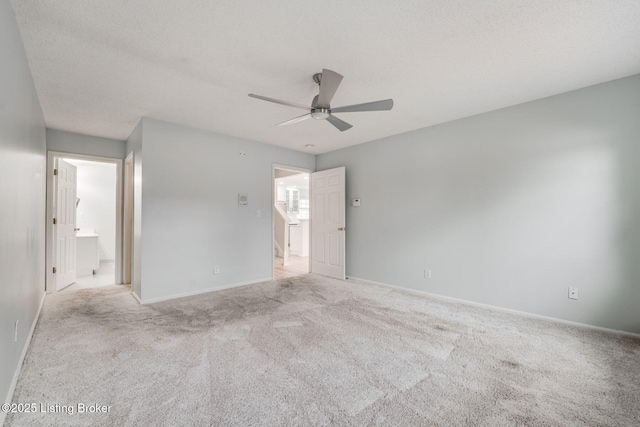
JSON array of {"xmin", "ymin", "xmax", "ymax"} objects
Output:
[
  {"xmin": 310, "ymin": 108, "xmax": 330, "ymax": 120},
  {"xmin": 249, "ymin": 69, "xmax": 393, "ymax": 132}
]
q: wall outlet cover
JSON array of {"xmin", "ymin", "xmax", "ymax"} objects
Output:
[{"xmin": 568, "ymin": 287, "xmax": 579, "ymax": 300}]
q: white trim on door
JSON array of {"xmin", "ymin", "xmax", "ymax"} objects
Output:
[{"xmin": 123, "ymin": 152, "xmax": 134, "ymax": 285}]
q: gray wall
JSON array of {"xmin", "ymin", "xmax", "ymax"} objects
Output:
[
  {"xmin": 0, "ymin": 0, "xmax": 47, "ymax": 413},
  {"xmin": 317, "ymin": 74, "xmax": 640, "ymax": 334},
  {"xmin": 138, "ymin": 118, "xmax": 315, "ymax": 302},
  {"xmin": 47, "ymin": 128, "xmax": 126, "ymax": 159}
]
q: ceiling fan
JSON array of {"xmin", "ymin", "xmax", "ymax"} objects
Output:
[{"xmin": 248, "ymin": 69, "xmax": 393, "ymax": 132}]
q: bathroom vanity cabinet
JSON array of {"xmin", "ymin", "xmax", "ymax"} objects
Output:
[{"xmin": 76, "ymin": 232, "xmax": 100, "ymax": 276}]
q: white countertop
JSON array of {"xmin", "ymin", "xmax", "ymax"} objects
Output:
[{"xmin": 76, "ymin": 228, "xmax": 99, "ymax": 238}]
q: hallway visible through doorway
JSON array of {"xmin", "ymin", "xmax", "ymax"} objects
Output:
[
  {"xmin": 46, "ymin": 150, "xmax": 123, "ymax": 294},
  {"xmin": 274, "ymin": 167, "xmax": 310, "ymax": 279},
  {"xmin": 274, "ymin": 255, "xmax": 309, "ymax": 280}
]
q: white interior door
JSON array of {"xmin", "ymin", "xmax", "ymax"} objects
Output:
[
  {"xmin": 54, "ymin": 159, "xmax": 77, "ymax": 290},
  {"xmin": 311, "ymin": 167, "xmax": 345, "ymax": 279}
]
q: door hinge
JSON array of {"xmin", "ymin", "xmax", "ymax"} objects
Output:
[
  {"xmin": 53, "ymin": 218, "xmax": 57, "ymax": 225},
  {"xmin": 53, "ymin": 267, "xmax": 57, "ymax": 274},
  {"xmin": 54, "ymin": 169, "xmax": 58, "ymax": 176}
]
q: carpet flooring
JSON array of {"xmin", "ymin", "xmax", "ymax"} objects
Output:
[{"xmin": 6, "ymin": 275, "xmax": 640, "ymax": 426}]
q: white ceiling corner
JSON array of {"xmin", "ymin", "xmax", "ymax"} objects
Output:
[{"xmin": 10, "ymin": 0, "xmax": 640, "ymax": 154}]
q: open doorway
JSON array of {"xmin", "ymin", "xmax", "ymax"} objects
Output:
[
  {"xmin": 273, "ymin": 167, "xmax": 311, "ymax": 280},
  {"xmin": 46, "ymin": 152, "xmax": 123, "ymax": 293}
]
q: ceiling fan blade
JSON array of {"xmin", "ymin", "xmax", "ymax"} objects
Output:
[
  {"xmin": 331, "ymin": 99, "xmax": 394, "ymax": 113},
  {"xmin": 316, "ymin": 69, "xmax": 343, "ymax": 108},
  {"xmin": 326, "ymin": 115, "xmax": 353, "ymax": 132},
  {"xmin": 277, "ymin": 113, "xmax": 311, "ymax": 126},
  {"xmin": 248, "ymin": 94, "xmax": 310, "ymax": 111}
]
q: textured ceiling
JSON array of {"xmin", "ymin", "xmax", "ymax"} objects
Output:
[{"xmin": 10, "ymin": 0, "xmax": 640, "ymax": 154}]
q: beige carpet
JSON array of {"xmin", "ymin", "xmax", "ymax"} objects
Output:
[{"xmin": 6, "ymin": 275, "xmax": 640, "ymax": 426}]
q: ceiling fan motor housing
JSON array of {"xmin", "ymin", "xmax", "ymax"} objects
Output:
[{"xmin": 310, "ymin": 94, "xmax": 330, "ymax": 119}]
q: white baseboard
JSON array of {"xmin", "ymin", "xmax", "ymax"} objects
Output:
[
  {"xmin": 1, "ymin": 292, "xmax": 46, "ymax": 426},
  {"xmin": 140, "ymin": 277, "xmax": 273, "ymax": 305},
  {"xmin": 130, "ymin": 290, "xmax": 141, "ymax": 304},
  {"xmin": 347, "ymin": 276, "xmax": 640, "ymax": 339}
]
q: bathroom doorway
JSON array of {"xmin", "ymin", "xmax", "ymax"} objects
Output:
[
  {"xmin": 273, "ymin": 166, "xmax": 312, "ymax": 280},
  {"xmin": 46, "ymin": 152, "xmax": 123, "ymax": 293}
]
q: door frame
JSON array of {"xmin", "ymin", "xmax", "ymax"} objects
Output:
[
  {"xmin": 123, "ymin": 152, "xmax": 134, "ymax": 285},
  {"xmin": 272, "ymin": 164, "xmax": 314, "ymax": 280},
  {"xmin": 46, "ymin": 151, "xmax": 123, "ymax": 292}
]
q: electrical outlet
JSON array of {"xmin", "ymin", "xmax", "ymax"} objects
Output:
[
  {"xmin": 568, "ymin": 287, "xmax": 579, "ymax": 300},
  {"xmin": 214, "ymin": 266, "xmax": 220, "ymax": 275},
  {"xmin": 14, "ymin": 320, "xmax": 18, "ymax": 342},
  {"xmin": 424, "ymin": 269, "xmax": 432, "ymax": 279},
  {"xmin": 256, "ymin": 210, "xmax": 261, "ymax": 218}
]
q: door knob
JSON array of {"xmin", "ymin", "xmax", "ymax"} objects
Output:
[
  {"xmin": 338, "ymin": 227, "xmax": 345, "ymax": 231},
  {"xmin": 74, "ymin": 228, "xmax": 80, "ymax": 231}
]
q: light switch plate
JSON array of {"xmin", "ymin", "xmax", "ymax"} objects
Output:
[{"xmin": 352, "ymin": 198, "xmax": 361, "ymax": 207}]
